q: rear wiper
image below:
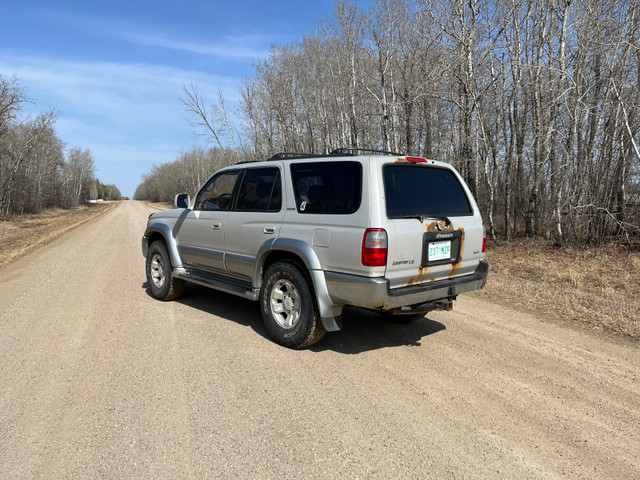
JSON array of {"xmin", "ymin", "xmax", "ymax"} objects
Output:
[{"xmin": 399, "ymin": 214, "xmax": 429, "ymax": 222}]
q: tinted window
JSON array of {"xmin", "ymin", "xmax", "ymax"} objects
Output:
[
  {"xmin": 291, "ymin": 162, "xmax": 362, "ymax": 214},
  {"xmin": 236, "ymin": 168, "xmax": 282, "ymax": 212},
  {"xmin": 194, "ymin": 171, "xmax": 240, "ymax": 211},
  {"xmin": 384, "ymin": 165, "xmax": 472, "ymax": 218}
]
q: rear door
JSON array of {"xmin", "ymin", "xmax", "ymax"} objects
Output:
[
  {"xmin": 382, "ymin": 162, "xmax": 485, "ymax": 289},
  {"xmin": 225, "ymin": 166, "xmax": 285, "ymax": 281}
]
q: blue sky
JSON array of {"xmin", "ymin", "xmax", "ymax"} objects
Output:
[{"xmin": 0, "ymin": 0, "xmax": 363, "ymax": 198}]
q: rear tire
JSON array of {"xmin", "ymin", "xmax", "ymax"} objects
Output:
[
  {"xmin": 260, "ymin": 261, "xmax": 326, "ymax": 349},
  {"xmin": 146, "ymin": 241, "xmax": 186, "ymax": 301}
]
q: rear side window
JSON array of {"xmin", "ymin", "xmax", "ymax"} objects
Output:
[
  {"xmin": 384, "ymin": 165, "xmax": 472, "ymax": 218},
  {"xmin": 291, "ymin": 162, "xmax": 362, "ymax": 214},
  {"xmin": 236, "ymin": 167, "xmax": 282, "ymax": 212}
]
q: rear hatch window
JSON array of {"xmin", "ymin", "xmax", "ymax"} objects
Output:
[{"xmin": 383, "ymin": 165, "xmax": 472, "ymax": 218}]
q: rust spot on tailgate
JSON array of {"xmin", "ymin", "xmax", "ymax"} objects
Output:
[
  {"xmin": 403, "ymin": 220, "xmax": 466, "ymax": 287},
  {"xmin": 423, "ymin": 220, "xmax": 467, "ymax": 280},
  {"xmin": 405, "ymin": 265, "xmax": 430, "ymax": 287},
  {"xmin": 425, "ymin": 219, "xmax": 454, "ymax": 233},
  {"xmin": 448, "ymin": 227, "xmax": 465, "ymax": 278}
]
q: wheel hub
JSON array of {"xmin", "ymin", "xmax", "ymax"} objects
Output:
[
  {"xmin": 270, "ymin": 279, "xmax": 301, "ymax": 329},
  {"xmin": 284, "ymin": 295, "xmax": 295, "ymax": 312},
  {"xmin": 150, "ymin": 253, "xmax": 165, "ymax": 288}
]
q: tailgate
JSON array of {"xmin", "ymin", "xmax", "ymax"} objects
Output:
[
  {"xmin": 382, "ymin": 162, "xmax": 485, "ymax": 290},
  {"xmin": 385, "ymin": 217, "xmax": 485, "ymax": 290}
]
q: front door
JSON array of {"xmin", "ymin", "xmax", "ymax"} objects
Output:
[{"xmin": 176, "ymin": 170, "xmax": 240, "ymax": 273}]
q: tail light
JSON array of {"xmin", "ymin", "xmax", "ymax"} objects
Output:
[
  {"xmin": 362, "ymin": 229, "xmax": 387, "ymax": 267},
  {"xmin": 482, "ymin": 222, "xmax": 487, "ymax": 253}
]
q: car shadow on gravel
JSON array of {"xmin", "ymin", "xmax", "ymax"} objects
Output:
[
  {"xmin": 310, "ymin": 307, "xmax": 446, "ymax": 354},
  {"xmin": 144, "ymin": 283, "xmax": 446, "ymax": 353},
  {"xmin": 142, "ymin": 282, "xmax": 272, "ymax": 341}
]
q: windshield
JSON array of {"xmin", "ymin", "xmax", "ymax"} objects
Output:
[{"xmin": 383, "ymin": 165, "xmax": 472, "ymax": 218}]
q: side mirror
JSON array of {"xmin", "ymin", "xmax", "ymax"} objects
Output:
[{"xmin": 174, "ymin": 193, "xmax": 190, "ymax": 209}]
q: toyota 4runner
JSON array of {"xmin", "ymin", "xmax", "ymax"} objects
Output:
[{"xmin": 142, "ymin": 148, "xmax": 489, "ymax": 348}]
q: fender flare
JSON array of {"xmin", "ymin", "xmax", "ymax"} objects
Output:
[
  {"xmin": 143, "ymin": 222, "xmax": 184, "ymax": 269},
  {"xmin": 253, "ymin": 237, "xmax": 343, "ymax": 331},
  {"xmin": 253, "ymin": 237, "xmax": 323, "ymax": 286}
]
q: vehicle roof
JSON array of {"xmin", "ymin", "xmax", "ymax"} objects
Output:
[{"xmin": 230, "ymin": 149, "xmax": 452, "ymax": 170}]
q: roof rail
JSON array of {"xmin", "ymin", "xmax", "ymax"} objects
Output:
[
  {"xmin": 330, "ymin": 147, "xmax": 404, "ymax": 156},
  {"xmin": 266, "ymin": 148, "xmax": 406, "ymax": 162},
  {"xmin": 267, "ymin": 152, "xmax": 317, "ymax": 161},
  {"xmin": 234, "ymin": 159, "xmax": 260, "ymax": 165}
]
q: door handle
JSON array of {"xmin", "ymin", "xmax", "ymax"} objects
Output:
[
  {"xmin": 211, "ymin": 223, "xmax": 222, "ymax": 230},
  {"xmin": 263, "ymin": 226, "xmax": 275, "ymax": 234}
]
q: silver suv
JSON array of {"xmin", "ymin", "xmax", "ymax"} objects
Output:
[{"xmin": 142, "ymin": 149, "xmax": 488, "ymax": 348}]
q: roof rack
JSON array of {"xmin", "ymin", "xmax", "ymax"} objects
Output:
[{"xmin": 330, "ymin": 147, "xmax": 404, "ymax": 156}]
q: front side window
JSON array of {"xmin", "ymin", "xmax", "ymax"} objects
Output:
[
  {"xmin": 236, "ymin": 168, "xmax": 282, "ymax": 212},
  {"xmin": 194, "ymin": 171, "xmax": 240, "ymax": 211},
  {"xmin": 291, "ymin": 162, "xmax": 362, "ymax": 214},
  {"xmin": 384, "ymin": 165, "xmax": 472, "ymax": 218}
]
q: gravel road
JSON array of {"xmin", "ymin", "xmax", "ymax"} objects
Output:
[{"xmin": 0, "ymin": 200, "xmax": 638, "ymax": 479}]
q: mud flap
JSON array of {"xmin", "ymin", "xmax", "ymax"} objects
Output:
[{"xmin": 320, "ymin": 315, "xmax": 343, "ymax": 332}]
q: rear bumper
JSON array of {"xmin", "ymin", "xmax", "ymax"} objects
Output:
[{"xmin": 325, "ymin": 261, "xmax": 489, "ymax": 311}]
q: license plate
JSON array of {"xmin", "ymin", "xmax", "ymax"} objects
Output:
[{"xmin": 428, "ymin": 240, "xmax": 451, "ymax": 262}]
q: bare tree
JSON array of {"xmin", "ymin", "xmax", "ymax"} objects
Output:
[
  {"xmin": 181, "ymin": 83, "xmax": 226, "ymax": 151},
  {"xmin": 155, "ymin": 0, "xmax": 640, "ymax": 245},
  {"xmin": 0, "ymin": 111, "xmax": 59, "ymax": 215},
  {"xmin": 62, "ymin": 148, "xmax": 95, "ymax": 207}
]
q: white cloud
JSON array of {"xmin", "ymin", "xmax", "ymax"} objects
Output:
[
  {"xmin": 128, "ymin": 32, "xmax": 271, "ymax": 60},
  {"xmin": 0, "ymin": 54, "xmax": 241, "ymax": 115},
  {"xmin": 0, "ymin": 53, "xmax": 245, "ymax": 196},
  {"xmin": 42, "ymin": 9, "xmax": 272, "ymax": 62}
]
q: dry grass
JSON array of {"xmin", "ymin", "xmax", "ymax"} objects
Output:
[
  {"xmin": 0, "ymin": 202, "xmax": 116, "ymax": 270},
  {"xmin": 145, "ymin": 201, "xmax": 173, "ymax": 211},
  {"xmin": 473, "ymin": 238, "xmax": 640, "ymax": 341}
]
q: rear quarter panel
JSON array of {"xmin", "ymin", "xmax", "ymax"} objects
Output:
[{"xmin": 278, "ymin": 159, "xmax": 376, "ymax": 277}]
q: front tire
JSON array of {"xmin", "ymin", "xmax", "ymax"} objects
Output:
[
  {"xmin": 260, "ymin": 261, "xmax": 326, "ymax": 349},
  {"xmin": 146, "ymin": 241, "xmax": 186, "ymax": 301}
]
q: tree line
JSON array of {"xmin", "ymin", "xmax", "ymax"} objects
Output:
[
  {"xmin": 136, "ymin": 0, "xmax": 640, "ymax": 245},
  {"xmin": 0, "ymin": 75, "xmax": 121, "ymax": 217},
  {"xmin": 134, "ymin": 147, "xmax": 239, "ymax": 203}
]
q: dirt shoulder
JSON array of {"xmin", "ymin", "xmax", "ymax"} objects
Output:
[
  {"xmin": 144, "ymin": 201, "xmax": 173, "ymax": 210},
  {"xmin": 0, "ymin": 202, "xmax": 117, "ymax": 271},
  {"xmin": 474, "ymin": 238, "xmax": 640, "ymax": 341}
]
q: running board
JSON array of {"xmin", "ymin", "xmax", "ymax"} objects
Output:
[{"xmin": 174, "ymin": 269, "xmax": 259, "ymax": 301}]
